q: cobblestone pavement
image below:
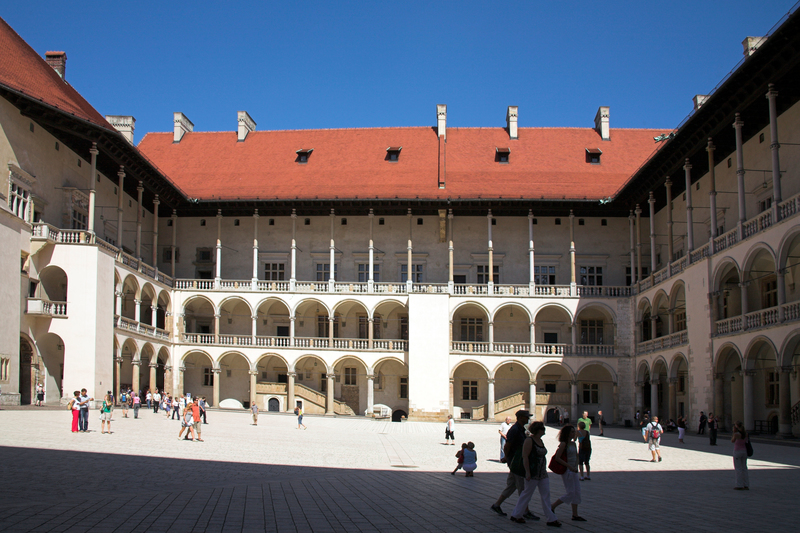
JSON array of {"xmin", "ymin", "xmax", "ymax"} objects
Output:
[{"xmin": 0, "ymin": 408, "xmax": 798, "ymax": 532}]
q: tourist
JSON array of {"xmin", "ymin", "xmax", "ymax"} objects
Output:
[
  {"xmin": 509, "ymin": 421, "xmax": 560, "ymax": 526},
  {"xmin": 491, "ymin": 409, "xmax": 538, "ymax": 520},
  {"xmin": 698, "ymin": 411, "xmax": 707, "ymax": 434},
  {"xmin": 153, "ymin": 389, "xmax": 161, "ymax": 413},
  {"xmin": 200, "ymin": 397, "xmax": 208, "ymax": 423},
  {"xmin": 132, "ymin": 392, "xmax": 141, "ymax": 418},
  {"xmin": 445, "ymin": 414, "xmax": 455, "ymax": 445},
  {"xmin": 69, "ymin": 390, "xmax": 81, "ymax": 432},
  {"xmin": 164, "ymin": 395, "xmax": 172, "ymax": 417},
  {"xmin": 251, "ymin": 402, "xmax": 259, "ymax": 425},
  {"xmin": 146, "ymin": 389, "xmax": 152, "ymax": 410},
  {"xmin": 635, "ymin": 410, "xmax": 640, "ymax": 422},
  {"xmin": 78, "ymin": 388, "xmax": 93, "ymax": 432},
  {"xmin": 551, "ymin": 425, "xmax": 585, "ymax": 522},
  {"xmin": 179, "ymin": 400, "xmax": 196, "ymax": 441},
  {"xmin": 577, "ymin": 421, "xmax": 591, "ymax": 480},
  {"xmin": 677, "ymin": 416, "xmax": 686, "ymax": 443},
  {"xmin": 499, "ymin": 416, "xmax": 512, "ymax": 460},
  {"xmin": 295, "ymin": 405, "xmax": 307, "ymax": 429},
  {"xmin": 563, "ymin": 408, "xmax": 570, "ymax": 425},
  {"xmin": 172, "ymin": 396, "xmax": 181, "ymax": 420},
  {"xmin": 462, "ymin": 442, "xmax": 477, "ymax": 477},
  {"xmin": 577, "ymin": 411, "xmax": 592, "ymax": 433},
  {"xmin": 120, "ymin": 389, "xmax": 129, "ymax": 418},
  {"xmin": 100, "ymin": 393, "xmax": 113, "ymax": 434},
  {"xmin": 558, "ymin": 408, "xmax": 564, "ymax": 426},
  {"xmin": 452, "ymin": 443, "xmax": 466, "ymax": 475},
  {"xmin": 708, "ymin": 413, "xmax": 719, "ymax": 445},
  {"xmin": 190, "ymin": 398, "xmax": 203, "ymax": 441},
  {"xmin": 646, "ymin": 416, "xmax": 664, "ymax": 462},
  {"xmin": 35, "ymin": 383, "xmax": 44, "ymax": 406},
  {"xmin": 640, "ymin": 414, "xmax": 650, "ymax": 442},
  {"xmin": 597, "ymin": 410, "xmax": 605, "ymax": 436},
  {"xmin": 731, "ymin": 421, "xmax": 750, "ymax": 490}
]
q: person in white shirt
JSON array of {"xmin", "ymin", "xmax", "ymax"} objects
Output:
[
  {"xmin": 499, "ymin": 417, "xmax": 513, "ymax": 460},
  {"xmin": 445, "ymin": 415, "xmax": 456, "ymax": 445},
  {"xmin": 153, "ymin": 390, "xmax": 162, "ymax": 413},
  {"xmin": 646, "ymin": 416, "xmax": 664, "ymax": 462}
]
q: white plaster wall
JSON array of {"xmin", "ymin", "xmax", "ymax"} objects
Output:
[
  {"xmin": 407, "ymin": 293, "xmax": 450, "ymax": 416},
  {"xmin": 0, "ymin": 210, "xmax": 23, "ymax": 401}
]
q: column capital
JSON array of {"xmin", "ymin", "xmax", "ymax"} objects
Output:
[
  {"xmin": 706, "ymin": 137, "xmax": 715, "ymax": 152},
  {"xmin": 118, "ymin": 166, "xmax": 126, "ymax": 179},
  {"xmin": 252, "ymin": 315, "xmax": 258, "ymax": 321},
  {"xmin": 683, "ymin": 158, "xmax": 692, "ymax": 170},
  {"xmin": 287, "ymin": 371, "xmax": 297, "ymax": 378},
  {"xmin": 137, "ymin": 180, "xmax": 144, "ymax": 192},
  {"xmin": 780, "ymin": 366, "xmax": 793, "ymax": 374},
  {"xmin": 529, "ymin": 380, "xmax": 536, "ymax": 386},
  {"xmin": 612, "ymin": 382, "xmax": 618, "ymax": 388},
  {"xmin": 649, "ymin": 379, "xmax": 659, "ymax": 386},
  {"xmin": 131, "ymin": 360, "xmax": 141, "ymax": 367},
  {"xmin": 115, "ymin": 357, "xmax": 123, "ymax": 364},
  {"xmin": 766, "ymin": 83, "xmax": 778, "ymax": 99},
  {"xmin": 487, "ymin": 209, "xmax": 492, "ymax": 219},
  {"xmin": 570, "ymin": 380, "xmax": 578, "ymax": 386},
  {"xmin": 217, "ymin": 209, "xmax": 222, "ymax": 218},
  {"xmin": 134, "ymin": 299, "xmax": 142, "ymax": 305},
  {"xmin": 715, "ymin": 373, "xmax": 725, "ymax": 380},
  {"xmin": 741, "ymin": 369, "xmax": 756, "ymax": 377},
  {"xmin": 153, "ymin": 195, "xmax": 160, "ymax": 207},
  {"xmin": 164, "ymin": 365, "xmax": 172, "ymax": 372},
  {"xmin": 212, "ymin": 368, "xmax": 221, "ymax": 375},
  {"xmin": 487, "ymin": 378, "xmax": 495, "ymax": 385},
  {"xmin": 449, "ymin": 377, "xmax": 455, "ymax": 384},
  {"xmin": 635, "ymin": 381, "xmax": 643, "ymax": 387},
  {"xmin": 366, "ymin": 374, "xmax": 375, "ymax": 381},
  {"xmin": 668, "ymin": 377, "xmax": 679, "ymax": 384},
  {"xmin": 326, "ymin": 373, "xmax": 336, "ymax": 380},
  {"xmin": 635, "ymin": 204, "xmax": 642, "ymax": 215},
  {"xmin": 733, "ymin": 112, "xmax": 744, "ymax": 128},
  {"xmin": 665, "ymin": 177, "xmax": 672, "ymax": 187},
  {"xmin": 89, "ymin": 142, "xmax": 99, "ymax": 156},
  {"xmin": 179, "ymin": 366, "xmax": 186, "ymax": 373},
  {"xmin": 248, "ymin": 370, "xmax": 258, "ymax": 376},
  {"xmin": 291, "ymin": 208, "xmax": 297, "ymax": 219},
  {"xmin": 648, "ymin": 191, "xmax": 655, "ymax": 204},
  {"xmin": 214, "ymin": 313, "xmax": 221, "ymax": 319},
  {"xmin": 149, "ymin": 362, "xmax": 158, "ymax": 368}
]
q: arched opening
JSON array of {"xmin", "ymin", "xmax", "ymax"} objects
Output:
[
  {"xmin": 373, "ymin": 300, "xmax": 408, "ymax": 350},
  {"xmin": 120, "ymin": 275, "xmax": 139, "ymax": 321},
  {"xmin": 715, "ymin": 262, "xmax": 742, "ymax": 322},
  {"xmin": 669, "ymin": 354, "xmax": 689, "ymax": 421},
  {"xmin": 452, "ymin": 361, "xmax": 490, "ymax": 419},
  {"xmin": 576, "ymin": 363, "xmax": 615, "ymax": 423},
  {"xmin": 218, "ymin": 352, "xmax": 251, "ymax": 408},
  {"xmin": 745, "ymin": 339, "xmax": 779, "ymax": 433},
  {"xmin": 219, "ymin": 297, "xmax": 253, "ymax": 345},
  {"xmin": 38, "ymin": 265, "xmax": 68, "ymax": 302},
  {"xmin": 574, "ymin": 305, "xmax": 616, "ymax": 355},
  {"xmin": 183, "ymin": 296, "xmax": 215, "ymax": 338},
  {"xmin": 333, "ymin": 301, "xmax": 369, "ymax": 348},
  {"xmin": 534, "ymin": 305, "xmax": 572, "ymax": 354},
  {"xmin": 392, "ymin": 409, "xmax": 407, "ymax": 422},
  {"xmin": 19, "ymin": 337, "xmax": 36, "ymax": 405},
  {"xmin": 534, "ymin": 362, "xmax": 572, "ymax": 422},
  {"xmin": 268, "ymin": 398, "xmax": 280, "ymax": 411},
  {"xmin": 781, "ymin": 232, "xmax": 800, "ymax": 306},
  {"xmin": 333, "ymin": 356, "xmax": 369, "ymax": 414},
  {"xmin": 140, "ymin": 283, "xmax": 156, "ymax": 326},
  {"xmin": 140, "ymin": 344, "xmax": 164, "ymax": 393},
  {"xmin": 651, "ymin": 359, "xmax": 668, "ymax": 419},
  {"xmin": 119, "ymin": 338, "xmax": 137, "ymax": 391},
  {"xmin": 294, "ymin": 300, "xmax": 331, "ymax": 347},
  {"xmin": 781, "ymin": 332, "xmax": 800, "ymax": 436},
  {"xmin": 156, "ymin": 291, "xmax": 170, "ymax": 330},
  {"xmin": 38, "ymin": 332, "xmax": 64, "ymax": 402},
  {"xmin": 638, "ymin": 300, "xmax": 652, "ymax": 343},
  {"xmin": 293, "ymin": 355, "xmax": 329, "ymax": 414},
  {"xmin": 670, "ymin": 283, "xmax": 687, "ymax": 334},
  {"xmin": 716, "ymin": 345, "xmax": 743, "ymax": 431},
  {"xmin": 637, "ymin": 362, "xmax": 651, "ymax": 414},
  {"xmin": 652, "ymin": 292, "xmax": 669, "ymax": 339},
  {"xmin": 492, "ymin": 361, "xmax": 530, "ymax": 420},
  {"xmin": 373, "ymin": 358, "xmax": 409, "ymax": 414},
  {"xmin": 256, "ymin": 298, "xmax": 291, "ymax": 345},
  {"xmin": 744, "ymin": 248, "xmax": 778, "ymax": 314},
  {"xmin": 158, "ymin": 347, "xmax": 171, "ymax": 395},
  {"xmin": 493, "ymin": 304, "xmax": 531, "ymax": 353},
  {"xmin": 182, "ymin": 351, "xmax": 215, "ymax": 401},
  {"xmin": 452, "ymin": 303, "xmax": 490, "ymax": 353}
]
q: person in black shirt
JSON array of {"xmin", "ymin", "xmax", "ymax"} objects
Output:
[{"xmin": 490, "ymin": 410, "xmax": 539, "ymax": 521}]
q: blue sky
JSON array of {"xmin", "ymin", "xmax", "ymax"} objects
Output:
[{"xmin": 3, "ymin": 1, "xmax": 796, "ymax": 143}]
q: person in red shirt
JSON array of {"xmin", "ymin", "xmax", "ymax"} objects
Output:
[
  {"xmin": 178, "ymin": 399, "xmax": 197, "ymax": 441},
  {"xmin": 191, "ymin": 398, "xmax": 203, "ymax": 442}
]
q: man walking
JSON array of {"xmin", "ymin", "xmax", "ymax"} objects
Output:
[
  {"xmin": 708, "ymin": 413, "xmax": 718, "ymax": 445},
  {"xmin": 698, "ymin": 411, "xmax": 707, "ymax": 434},
  {"xmin": 153, "ymin": 389, "xmax": 161, "ymax": 413},
  {"xmin": 646, "ymin": 415, "xmax": 664, "ymax": 462},
  {"xmin": 199, "ymin": 397, "xmax": 208, "ymax": 423},
  {"xmin": 499, "ymin": 416, "xmax": 512, "ymax": 461},
  {"xmin": 191, "ymin": 398, "xmax": 204, "ymax": 441},
  {"xmin": 490, "ymin": 410, "xmax": 538, "ymax": 521},
  {"xmin": 578, "ymin": 411, "xmax": 592, "ymax": 433},
  {"xmin": 78, "ymin": 388, "xmax": 93, "ymax": 432},
  {"xmin": 597, "ymin": 410, "xmax": 605, "ymax": 436}
]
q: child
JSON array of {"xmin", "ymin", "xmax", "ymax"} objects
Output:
[
  {"xmin": 451, "ymin": 443, "xmax": 467, "ymax": 475},
  {"xmin": 462, "ymin": 442, "xmax": 478, "ymax": 477}
]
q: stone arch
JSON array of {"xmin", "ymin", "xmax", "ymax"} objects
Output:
[
  {"xmin": 534, "ymin": 303, "xmax": 573, "ymax": 349},
  {"xmin": 139, "ymin": 282, "xmax": 158, "ymax": 326},
  {"xmin": 575, "ymin": 361, "xmax": 617, "ymax": 422},
  {"xmin": 651, "ymin": 356, "xmax": 669, "ymax": 379},
  {"xmin": 18, "ymin": 334, "xmax": 36, "ymax": 405},
  {"xmin": 491, "ymin": 359, "xmax": 532, "ymax": 380},
  {"xmin": 183, "ymin": 295, "xmax": 216, "ymax": 336},
  {"xmin": 492, "ymin": 303, "xmax": 532, "ymax": 348},
  {"xmin": 219, "ymin": 296, "xmax": 254, "ymax": 338},
  {"xmin": 637, "ymin": 297, "xmax": 653, "ymax": 342},
  {"xmin": 368, "ymin": 297, "xmax": 406, "ymax": 316},
  {"xmin": 491, "ymin": 360, "xmax": 531, "ymax": 421},
  {"xmin": 779, "ymin": 229, "xmax": 800, "ymax": 306},
  {"xmin": 373, "ymin": 299, "xmax": 408, "ymax": 343},
  {"xmin": 742, "ymin": 245, "xmax": 779, "ymax": 312},
  {"xmin": 652, "ymin": 290, "xmax": 670, "ymax": 338},
  {"xmin": 333, "ymin": 355, "xmax": 370, "ymax": 414},
  {"xmin": 182, "ymin": 350, "xmax": 215, "ymax": 401},
  {"xmin": 669, "ymin": 352, "xmax": 689, "ymax": 379},
  {"xmin": 637, "ymin": 360, "xmax": 651, "ymax": 381},
  {"xmin": 293, "ymin": 354, "xmax": 330, "ymax": 400},
  {"xmin": 37, "ymin": 332, "xmax": 64, "ymax": 402},
  {"xmin": 38, "ymin": 265, "xmax": 68, "ymax": 302},
  {"xmin": 576, "ymin": 360, "xmax": 618, "ymax": 384},
  {"xmin": 534, "ymin": 361, "xmax": 575, "ymax": 423},
  {"xmin": 291, "ymin": 298, "xmax": 331, "ymax": 317},
  {"xmin": 255, "ymin": 297, "xmax": 291, "ymax": 340},
  {"xmin": 574, "ymin": 303, "xmax": 617, "ymax": 348},
  {"xmin": 218, "ymin": 351, "xmax": 252, "ymax": 408},
  {"xmin": 450, "ymin": 300, "xmax": 491, "ymax": 322},
  {"xmin": 534, "ymin": 360, "xmax": 576, "ymax": 383},
  {"xmin": 715, "ymin": 343, "xmax": 743, "ymax": 431},
  {"xmin": 332, "ymin": 300, "xmax": 370, "ymax": 341},
  {"xmin": 119, "ymin": 274, "xmax": 140, "ymax": 320},
  {"xmin": 254, "ymin": 352, "xmax": 290, "ymax": 373},
  {"xmin": 741, "ymin": 242, "xmax": 777, "ymax": 274},
  {"xmin": 778, "ymin": 328, "xmax": 800, "ymax": 367},
  {"xmin": 452, "ymin": 302, "xmax": 491, "ymax": 348},
  {"xmin": 743, "ymin": 336, "xmax": 779, "ymax": 371},
  {"xmin": 451, "ymin": 359, "xmax": 491, "ymax": 420},
  {"xmin": 294, "ymin": 300, "xmax": 332, "ymax": 341}
]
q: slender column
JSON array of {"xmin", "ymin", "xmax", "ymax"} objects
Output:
[
  {"xmin": 668, "ymin": 378, "xmax": 677, "ymax": 422},
  {"xmin": 742, "ymin": 370, "xmax": 755, "ymax": 431},
  {"xmin": 635, "ymin": 381, "xmax": 643, "ymax": 413},
  {"xmin": 214, "ymin": 313, "xmax": 220, "ymax": 344},
  {"xmin": 115, "ymin": 357, "xmax": 122, "ymax": 403},
  {"xmin": 665, "ymin": 178, "xmax": 674, "ymax": 263},
  {"xmin": 287, "ymin": 372, "xmax": 296, "ymax": 411},
  {"xmin": 170, "ymin": 210, "xmax": 177, "ymax": 278},
  {"xmin": 449, "ymin": 378, "xmax": 455, "ymax": 416},
  {"xmin": 116, "ymin": 167, "xmax": 125, "ymax": 248},
  {"xmin": 326, "ymin": 373, "xmax": 335, "ymax": 415},
  {"xmin": 406, "ymin": 209, "xmax": 413, "ymax": 292},
  {"xmin": 714, "ymin": 373, "xmax": 725, "ymax": 430},
  {"xmin": 215, "ymin": 210, "xmax": 222, "ymax": 288},
  {"xmin": 488, "ymin": 321, "xmax": 494, "ymax": 352},
  {"xmin": 779, "ymin": 366, "xmax": 792, "ymax": 436},
  {"xmin": 629, "ymin": 211, "xmax": 635, "ymax": 286},
  {"xmin": 164, "ymin": 366, "xmax": 172, "ymax": 396},
  {"xmin": 152, "ymin": 195, "xmax": 160, "ymax": 268},
  {"xmin": 571, "ymin": 323, "xmax": 577, "ymax": 354},
  {"xmin": 115, "ymin": 290, "xmax": 122, "ymax": 316},
  {"xmin": 290, "ymin": 209, "xmax": 297, "ymax": 291},
  {"xmin": 135, "ymin": 181, "xmax": 143, "ymax": 259},
  {"xmin": 368, "ymin": 317, "xmax": 374, "ymax": 349},
  {"xmin": 740, "ymin": 281, "xmax": 749, "ymax": 330},
  {"xmin": 328, "ymin": 316, "xmax": 334, "ymax": 346},
  {"xmin": 134, "ymin": 299, "xmax": 141, "ymax": 323},
  {"xmin": 650, "ymin": 379, "xmax": 659, "ymax": 417},
  {"xmin": 777, "ymin": 271, "xmax": 786, "ymax": 322},
  {"xmin": 648, "ymin": 192, "xmax": 656, "ymax": 273},
  {"xmin": 289, "ymin": 316, "xmax": 296, "ymax": 347},
  {"xmin": 448, "ymin": 209, "xmax": 454, "ymax": 293},
  {"xmin": 569, "ymin": 210, "xmax": 576, "ymax": 296},
  {"xmin": 650, "ymin": 315, "xmax": 657, "ymax": 340},
  {"xmin": 368, "ymin": 209, "xmax": 375, "ymax": 292},
  {"xmin": 668, "ymin": 309, "xmax": 675, "ymax": 334},
  {"xmin": 149, "ymin": 362, "xmax": 157, "ymax": 393},
  {"xmin": 528, "ymin": 210, "xmax": 535, "ymax": 294},
  {"xmin": 636, "ymin": 205, "xmax": 642, "ymax": 283},
  {"xmin": 529, "ymin": 381, "xmax": 536, "ymax": 418},
  {"xmin": 150, "ymin": 305, "xmax": 158, "ymax": 328},
  {"xmin": 529, "ymin": 322, "xmax": 535, "ymax": 352},
  {"xmin": 487, "ymin": 378, "xmax": 495, "ymax": 421},
  {"xmin": 366, "ymin": 374, "xmax": 375, "ymax": 416},
  {"xmin": 612, "ymin": 383, "xmax": 619, "ymax": 424},
  {"xmin": 708, "ymin": 139, "xmax": 718, "ymax": 250},
  {"xmin": 684, "ymin": 159, "xmax": 694, "ymax": 251},
  {"xmin": 767, "ymin": 85, "xmax": 783, "ymax": 213},
  {"xmin": 88, "ymin": 143, "xmax": 98, "ymax": 234},
  {"xmin": 570, "ymin": 381, "xmax": 578, "ymax": 423},
  {"xmin": 249, "ymin": 370, "xmax": 258, "ymax": 409},
  {"xmin": 329, "ymin": 209, "xmax": 336, "ymax": 291},
  {"xmin": 131, "ymin": 360, "xmax": 141, "ymax": 394},
  {"xmin": 734, "ymin": 114, "xmax": 747, "ymax": 234},
  {"xmin": 487, "ymin": 209, "xmax": 494, "ymax": 295},
  {"xmin": 176, "ymin": 366, "xmax": 184, "ymax": 398},
  {"xmin": 251, "ymin": 315, "xmax": 257, "ymax": 344},
  {"xmin": 252, "ymin": 209, "xmax": 259, "ymax": 288},
  {"xmin": 212, "ymin": 368, "xmax": 221, "ymax": 407}
]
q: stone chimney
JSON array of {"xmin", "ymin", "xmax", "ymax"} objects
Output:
[
  {"xmin": 693, "ymin": 95, "xmax": 710, "ymax": 112},
  {"xmin": 173, "ymin": 112, "xmax": 194, "ymax": 143},
  {"xmin": 594, "ymin": 106, "xmax": 610, "ymax": 141},
  {"xmin": 507, "ymin": 106, "xmax": 518, "ymax": 140},
  {"xmin": 237, "ymin": 111, "xmax": 256, "ymax": 142},
  {"xmin": 742, "ymin": 36, "xmax": 767, "ymax": 57},
  {"xmin": 105, "ymin": 115, "xmax": 136, "ymax": 145},
  {"xmin": 45, "ymin": 51, "xmax": 67, "ymax": 79},
  {"xmin": 437, "ymin": 104, "xmax": 447, "ymax": 140}
]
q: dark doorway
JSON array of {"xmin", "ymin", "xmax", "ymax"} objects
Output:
[
  {"xmin": 268, "ymin": 398, "xmax": 280, "ymax": 411},
  {"xmin": 543, "ymin": 332, "xmax": 558, "ymax": 344},
  {"xmin": 19, "ymin": 339, "xmax": 33, "ymax": 405},
  {"xmin": 546, "ymin": 408, "xmax": 559, "ymax": 424},
  {"xmin": 392, "ymin": 409, "xmax": 407, "ymax": 422},
  {"xmin": 277, "ymin": 326, "xmax": 289, "ymax": 337}
]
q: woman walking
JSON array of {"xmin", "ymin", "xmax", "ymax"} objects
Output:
[
  {"xmin": 732, "ymin": 421, "xmax": 750, "ymax": 490},
  {"xmin": 100, "ymin": 394, "xmax": 113, "ymax": 434},
  {"xmin": 509, "ymin": 421, "xmax": 561, "ymax": 526},
  {"xmin": 551, "ymin": 425, "xmax": 586, "ymax": 522},
  {"xmin": 69, "ymin": 390, "xmax": 81, "ymax": 432},
  {"xmin": 677, "ymin": 416, "xmax": 686, "ymax": 443}
]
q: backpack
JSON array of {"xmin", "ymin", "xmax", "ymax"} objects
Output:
[
  {"xmin": 649, "ymin": 423, "xmax": 661, "ymax": 440},
  {"xmin": 121, "ymin": 393, "xmax": 127, "ymax": 403}
]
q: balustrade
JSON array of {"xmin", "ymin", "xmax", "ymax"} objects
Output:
[
  {"xmin": 573, "ymin": 344, "xmax": 615, "ymax": 356},
  {"xmin": 744, "ymin": 307, "xmax": 779, "ymax": 330},
  {"xmin": 784, "ymin": 302, "xmax": 800, "ymax": 322},
  {"xmin": 492, "ymin": 342, "xmax": 531, "ymax": 354},
  {"xmin": 715, "ymin": 316, "xmax": 743, "ymax": 336}
]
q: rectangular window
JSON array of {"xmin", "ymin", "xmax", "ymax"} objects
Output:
[
  {"xmin": 163, "ymin": 247, "xmax": 180, "ymax": 263},
  {"xmin": 460, "ymin": 318, "xmax": 483, "ymax": 342},
  {"xmin": 582, "ymin": 383, "xmax": 599, "ymax": 404},
  {"xmin": 400, "ymin": 264, "xmax": 423, "ymax": 283},
  {"xmin": 320, "ymin": 374, "xmax": 327, "ymax": 392},
  {"xmin": 534, "ymin": 265, "xmax": 556, "ymax": 285},
  {"xmin": 462, "ymin": 380, "xmax": 478, "ymax": 400},
  {"xmin": 357, "ymin": 263, "xmax": 380, "ymax": 282},
  {"xmin": 766, "ymin": 371, "xmax": 779, "ymax": 406},
  {"xmin": 71, "ymin": 210, "xmax": 87, "ymax": 230},
  {"xmin": 759, "ymin": 197, "xmax": 773, "ymax": 214},
  {"xmin": 316, "ymin": 263, "xmax": 338, "ymax": 281},
  {"xmin": 675, "ymin": 310, "xmax": 686, "ymax": 332},
  {"xmin": 9, "ymin": 181, "xmax": 32, "ymax": 222},
  {"xmin": 264, "ymin": 263, "xmax": 286, "ymax": 281},
  {"xmin": 477, "ymin": 265, "xmax": 500, "ymax": 284},
  {"xmin": 317, "ymin": 315, "xmax": 339, "ymax": 337},
  {"xmin": 762, "ymin": 276, "xmax": 778, "ymax": 309},
  {"xmin": 203, "ymin": 368, "xmax": 214, "ymax": 387},
  {"xmin": 358, "ymin": 316, "xmax": 381, "ymax": 339},
  {"xmin": 544, "ymin": 382, "xmax": 556, "ymax": 393},
  {"xmin": 344, "ymin": 367, "xmax": 357, "ymax": 386},
  {"xmin": 579, "ymin": 266, "xmax": 603, "ymax": 286},
  {"xmin": 400, "ymin": 316, "xmax": 409, "ymax": 340},
  {"xmin": 580, "ymin": 319, "xmax": 603, "ymax": 345},
  {"xmin": 453, "ymin": 274, "xmax": 467, "ymax": 284},
  {"xmin": 197, "ymin": 248, "xmax": 213, "ymax": 263},
  {"xmin": 399, "ymin": 377, "xmax": 408, "ymax": 399}
]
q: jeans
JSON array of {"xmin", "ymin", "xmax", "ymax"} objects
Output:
[
  {"xmin": 78, "ymin": 409, "xmax": 89, "ymax": 431},
  {"xmin": 134, "ymin": 404, "xmax": 140, "ymax": 418},
  {"xmin": 709, "ymin": 428, "xmax": 717, "ymax": 445},
  {"xmin": 500, "ymin": 436, "xmax": 507, "ymax": 460},
  {"xmin": 172, "ymin": 406, "xmax": 179, "ymax": 419},
  {"xmin": 154, "ymin": 402, "xmax": 159, "ymax": 414}
]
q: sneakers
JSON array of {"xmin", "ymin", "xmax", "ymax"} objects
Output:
[
  {"xmin": 658, "ymin": 456, "xmax": 662, "ymax": 462},
  {"xmin": 490, "ymin": 505, "xmax": 507, "ymax": 516}
]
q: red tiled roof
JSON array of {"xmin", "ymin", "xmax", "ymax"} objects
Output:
[
  {"xmin": 0, "ymin": 17, "xmax": 114, "ymax": 131},
  {"xmin": 138, "ymin": 126, "xmax": 663, "ymax": 201}
]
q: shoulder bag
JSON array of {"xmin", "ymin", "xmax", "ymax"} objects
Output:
[{"xmin": 548, "ymin": 446, "xmax": 567, "ymax": 475}]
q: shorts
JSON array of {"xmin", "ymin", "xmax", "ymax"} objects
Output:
[
  {"xmin": 648, "ymin": 438, "xmax": 660, "ymax": 451},
  {"xmin": 101, "ymin": 412, "xmax": 112, "ymax": 421},
  {"xmin": 463, "ymin": 462, "xmax": 477, "ymax": 472},
  {"xmin": 445, "ymin": 429, "xmax": 454, "ymax": 440},
  {"xmin": 579, "ymin": 450, "xmax": 591, "ymax": 464},
  {"xmin": 37, "ymin": 393, "xmax": 44, "ymax": 401}
]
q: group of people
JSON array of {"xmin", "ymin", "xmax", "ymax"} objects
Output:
[{"xmin": 68, "ymin": 388, "xmax": 113, "ymax": 434}]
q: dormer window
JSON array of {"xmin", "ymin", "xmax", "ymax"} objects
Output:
[
  {"xmin": 296, "ymin": 148, "xmax": 313, "ymax": 163},
  {"xmin": 496, "ymin": 147, "xmax": 510, "ymax": 163},
  {"xmin": 586, "ymin": 148, "xmax": 602, "ymax": 164},
  {"xmin": 386, "ymin": 146, "xmax": 402, "ymax": 162}
]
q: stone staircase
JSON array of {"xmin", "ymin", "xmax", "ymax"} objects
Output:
[{"xmin": 256, "ymin": 382, "xmax": 354, "ymax": 415}]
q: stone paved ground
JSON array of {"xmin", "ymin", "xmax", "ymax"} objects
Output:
[{"xmin": 0, "ymin": 408, "xmax": 798, "ymax": 532}]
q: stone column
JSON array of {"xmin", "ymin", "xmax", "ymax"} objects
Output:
[
  {"xmin": 135, "ymin": 181, "xmax": 143, "ymax": 259},
  {"xmin": 329, "ymin": 209, "xmax": 336, "ymax": 292},
  {"xmin": 487, "ymin": 210, "xmax": 494, "ymax": 295},
  {"xmin": 116, "ymin": 166, "xmax": 125, "ymax": 248},
  {"xmin": 569, "ymin": 210, "xmax": 576, "ymax": 296},
  {"xmin": 290, "ymin": 209, "xmax": 297, "ymax": 291},
  {"xmin": 115, "ymin": 356, "xmax": 122, "ymax": 403},
  {"xmin": 742, "ymin": 370, "xmax": 755, "ymax": 431},
  {"xmin": 406, "ymin": 208, "xmax": 413, "ymax": 292},
  {"xmin": 115, "ymin": 290, "xmax": 122, "ymax": 316},
  {"xmin": 252, "ymin": 209, "xmax": 259, "ymax": 289},
  {"xmin": 151, "ymin": 305, "xmax": 158, "ymax": 328},
  {"xmin": 290, "ymin": 316, "xmax": 296, "ymax": 347},
  {"xmin": 684, "ymin": 159, "xmax": 694, "ymax": 252},
  {"xmin": 163, "ymin": 365, "xmax": 172, "ymax": 395},
  {"xmin": 249, "ymin": 370, "xmax": 258, "ymax": 409},
  {"xmin": 734, "ymin": 114, "xmax": 747, "ymax": 235},
  {"xmin": 152, "ymin": 195, "xmax": 160, "ymax": 268},
  {"xmin": 629, "ymin": 211, "xmax": 635, "ymax": 285},
  {"xmin": 528, "ymin": 210, "xmax": 535, "ymax": 294},
  {"xmin": 767, "ymin": 85, "xmax": 783, "ymax": 213},
  {"xmin": 648, "ymin": 192, "xmax": 656, "ymax": 274},
  {"xmin": 328, "ymin": 316, "xmax": 335, "ymax": 347},
  {"xmin": 366, "ymin": 374, "xmax": 375, "ymax": 416},
  {"xmin": 488, "ymin": 321, "xmax": 494, "ymax": 352},
  {"xmin": 134, "ymin": 299, "xmax": 141, "ymax": 323},
  {"xmin": 251, "ymin": 315, "xmax": 258, "ymax": 345},
  {"xmin": 668, "ymin": 309, "xmax": 676, "ymax": 335},
  {"xmin": 714, "ymin": 373, "xmax": 725, "ymax": 430},
  {"xmin": 778, "ymin": 271, "xmax": 786, "ymax": 322},
  {"xmin": 149, "ymin": 362, "xmax": 157, "ymax": 393},
  {"xmin": 570, "ymin": 381, "xmax": 578, "ymax": 423},
  {"xmin": 131, "ymin": 360, "xmax": 141, "ymax": 394},
  {"xmin": 214, "ymin": 313, "xmax": 220, "ymax": 344},
  {"xmin": 779, "ymin": 366, "xmax": 792, "ymax": 436},
  {"xmin": 650, "ymin": 379, "xmax": 659, "ymax": 417},
  {"xmin": 668, "ymin": 378, "xmax": 678, "ymax": 422},
  {"xmin": 612, "ymin": 383, "xmax": 619, "ymax": 424},
  {"xmin": 708, "ymin": 139, "xmax": 718, "ymax": 250},
  {"xmin": 368, "ymin": 209, "xmax": 375, "ymax": 293},
  {"xmin": 665, "ymin": 178, "xmax": 674, "ymax": 263},
  {"xmin": 88, "ymin": 143, "xmax": 98, "ymax": 234},
  {"xmin": 212, "ymin": 368, "xmax": 221, "ymax": 408},
  {"xmin": 368, "ymin": 317, "xmax": 374, "ymax": 349},
  {"xmin": 650, "ymin": 315, "xmax": 658, "ymax": 341},
  {"xmin": 448, "ymin": 209, "xmax": 454, "ymax": 293},
  {"xmin": 215, "ymin": 210, "xmax": 222, "ymax": 288},
  {"xmin": 529, "ymin": 381, "xmax": 537, "ymax": 418},
  {"xmin": 287, "ymin": 372, "xmax": 296, "ymax": 412},
  {"xmin": 326, "ymin": 373, "xmax": 335, "ymax": 415},
  {"xmin": 487, "ymin": 378, "xmax": 495, "ymax": 421},
  {"xmin": 177, "ymin": 366, "xmax": 185, "ymax": 398},
  {"xmin": 740, "ymin": 281, "xmax": 749, "ymax": 330},
  {"xmin": 636, "ymin": 204, "xmax": 643, "ymax": 284},
  {"xmin": 171, "ymin": 209, "xmax": 177, "ymax": 278},
  {"xmin": 529, "ymin": 322, "xmax": 535, "ymax": 353}
]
